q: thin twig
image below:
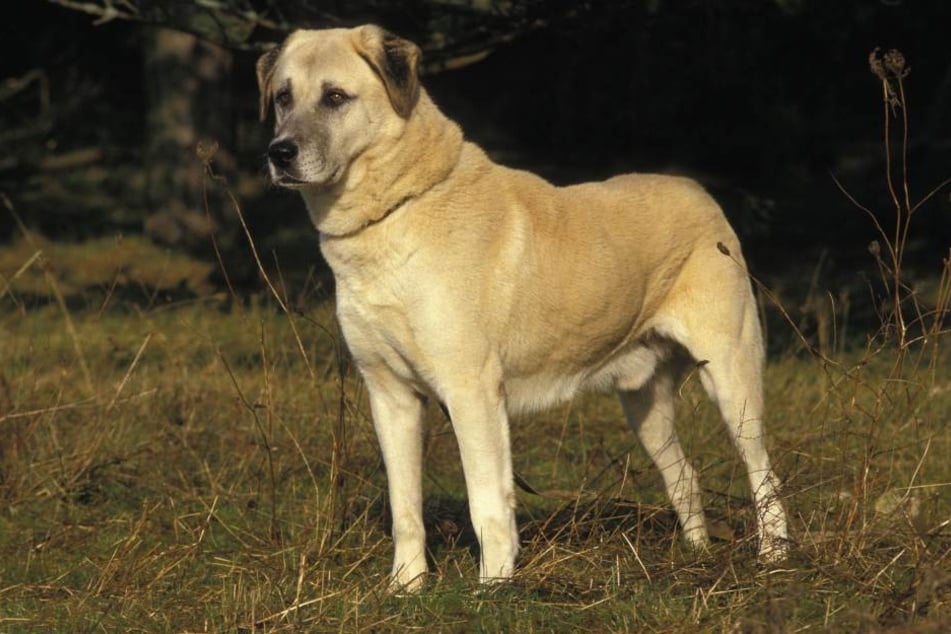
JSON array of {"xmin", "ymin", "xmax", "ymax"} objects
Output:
[
  {"xmin": 4, "ymin": 195, "xmax": 94, "ymax": 396},
  {"xmin": 200, "ymin": 152, "xmax": 317, "ymax": 382},
  {"xmin": 105, "ymin": 332, "xmax": 152, "ymax": 412}
]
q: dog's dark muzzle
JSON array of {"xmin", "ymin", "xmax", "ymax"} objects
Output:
[{"xmin": 267, "ymin": 139, "xmax": 298, "ymax": 170}]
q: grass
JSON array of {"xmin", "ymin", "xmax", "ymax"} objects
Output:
[
  {"xmin": 0, "ymin": 288, "xmax": 948, "ymax": 633},
  {"xmin": 1, "ymin": 47, "xmax": 950, "ymax": 633}
]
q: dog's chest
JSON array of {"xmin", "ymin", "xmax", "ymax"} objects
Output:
[{"xmin": 322, "ymin": 233, "xmax": 434, "ymax": 379}]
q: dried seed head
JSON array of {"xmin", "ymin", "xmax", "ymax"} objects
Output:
[
  {"xmin": 869, "ymin": 48, "xmax": 887, "ymax": 81},
  {"xmin": 869, "ymin": 47, "xmax": 910, "ymax": 81},
  {"xmin": 196, "ymin": 139, "xmax": 219, "ymax": 163},
  {"xmin": 884, "ymin": 49, "xmax": 909, "ymax": 78},
  {"xmin": 868, "ymin": 240, "xmax": 881, "ymax": 257}
]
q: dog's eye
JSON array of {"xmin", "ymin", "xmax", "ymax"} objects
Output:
[
  {"xmin": 275, "ymin": 89, "xmax": 292, "ymax": 109},
  {"xmin": 321, "ymin": 89, "xmax": 350, "ymax": 109}
]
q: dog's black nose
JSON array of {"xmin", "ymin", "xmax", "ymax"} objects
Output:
[{"xmin": 268, "ymin": 139, "xmax": 298, "ymax": 169}]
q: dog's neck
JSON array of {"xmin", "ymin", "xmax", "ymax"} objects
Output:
[{"xmin": 302, "ymin": 91, "xmax": 464, "ymax": 238}]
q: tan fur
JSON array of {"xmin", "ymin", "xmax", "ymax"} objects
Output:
[{"xmin": 259, "ymin": 25, "xmax": 788, "ymax": 591}]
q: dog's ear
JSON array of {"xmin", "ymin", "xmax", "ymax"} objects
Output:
[
  {"xmin": 256, "ymin": 44, "xmax": 282, "ymax": 122},
  {"xmin": 353, "ymin": 25, "xmax": 421, "ymax": 118}
]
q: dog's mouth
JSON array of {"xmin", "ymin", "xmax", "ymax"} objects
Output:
[
  {"xmin": 271, "ymin": 170, "xmax": 310, "ymax": 189},
  {"xmin": 271, "ymin": 164, "xmax": 321, "ymax": 189},
  {"xmin": 270, "ymin": 163, "xmax": 343, "ymax": 189},
  {"xmin": 272, "ymin": 167, "xmax": 343, "ymax": 190}
]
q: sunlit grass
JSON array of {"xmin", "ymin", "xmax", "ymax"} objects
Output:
[
  {"xmin": 0, "ymin": 234, "xmax": 215, "ymax": 301},
  {"xmin": 0, "ymin": 283, "xmax": 948, "ymax": 631}
]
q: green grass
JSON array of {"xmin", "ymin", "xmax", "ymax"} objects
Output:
[
  {"xmin": 2, "ymin": 53, "xmax": 948, "ymax": 630},
  {"xmin": 0, "ymin": 280, "xmax": 948, "ymax": 632}
]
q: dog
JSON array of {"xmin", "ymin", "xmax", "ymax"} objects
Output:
[{"xmin": 257, "ymin": 25, "xmax": 788, "ymax": 591}]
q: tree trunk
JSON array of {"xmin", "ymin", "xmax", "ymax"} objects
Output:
[{"xmin": 142, "ymin": 26, "xmax": 234, "ymax": 250}]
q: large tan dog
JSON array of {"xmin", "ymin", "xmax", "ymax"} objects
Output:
[{"xmin": 257, "ymin": 25, "xmax": 788, "ymax": 591}]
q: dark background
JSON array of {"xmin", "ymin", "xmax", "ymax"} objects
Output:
[{"xmin": 2, "ymin": 1, "xmax": 949, "ymax": 304}]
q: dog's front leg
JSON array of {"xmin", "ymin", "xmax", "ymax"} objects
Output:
[
  {"xmin": 444, "ymin": 375, "xmax": 519, "ymax": 583},
  {"xmin": 364, "ymin": 371, "xmax": 428, "ymax": 592}
]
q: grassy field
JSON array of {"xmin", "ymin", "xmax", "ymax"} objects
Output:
[
  {"xmin": 0, "ymin": 238, "xmax": 949, "ymax": 633},
  {"xmin": 2, "ymin": 57, "xmax": 949, "ymax": 630}
]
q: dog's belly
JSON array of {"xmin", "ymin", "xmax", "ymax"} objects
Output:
[{"xmin": 502, "ymin": 336, "xmax": 669, "ymax": 415}]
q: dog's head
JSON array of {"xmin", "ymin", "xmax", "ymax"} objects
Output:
[{"xmin": 256, "ymin": 25, "xmax": 421, "ymax": 189}]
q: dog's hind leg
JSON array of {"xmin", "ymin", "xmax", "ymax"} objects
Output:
[
  {"xmin": 677, "ymin": 290, "xmax": 789, "ymax": 562},
  {"xmin": 618, "ymin": 367, "xmax": 710, "ymax": 550}
]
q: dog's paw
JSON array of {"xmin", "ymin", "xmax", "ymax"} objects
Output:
[
  {"xmin": 387, "ymin": 571, "xmax": 427, "ymax": 596},
  {"xmin": 757, "ymin": 536, "xmax": 791, "ymax": 565}
]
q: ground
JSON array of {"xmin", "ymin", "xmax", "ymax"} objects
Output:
[{"xmin": 0, "ymin": 238, "xmax": 948, "ymax": 632}]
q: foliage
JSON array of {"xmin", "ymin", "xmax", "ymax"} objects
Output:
[
  {"xmin": 46, "ymin": 0, "xmax": 586, "ymax": 72},
  {"xmin": 8, "ymin": 1, "xmax": 949, "ymax": 254}
]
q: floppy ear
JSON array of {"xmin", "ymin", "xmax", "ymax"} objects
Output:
[
  {"xmin": 353, "ymin": 25, "xmax": 421, "ymax": 118},
  {"xmin": 256, "ymin": 44, "xmax": 282, "ymax": 121}
]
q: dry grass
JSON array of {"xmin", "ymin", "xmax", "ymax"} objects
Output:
[
  {"xmin": 0, "ymin": 283, "xmax": 948, "ymax": 632},
  {"xmin": 1, "ymin": 47, "xmax": 949, "ymax": 634},
  {"xmin": 0, "ymin": 233, "xmax": 215, "ymax": 301}
]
